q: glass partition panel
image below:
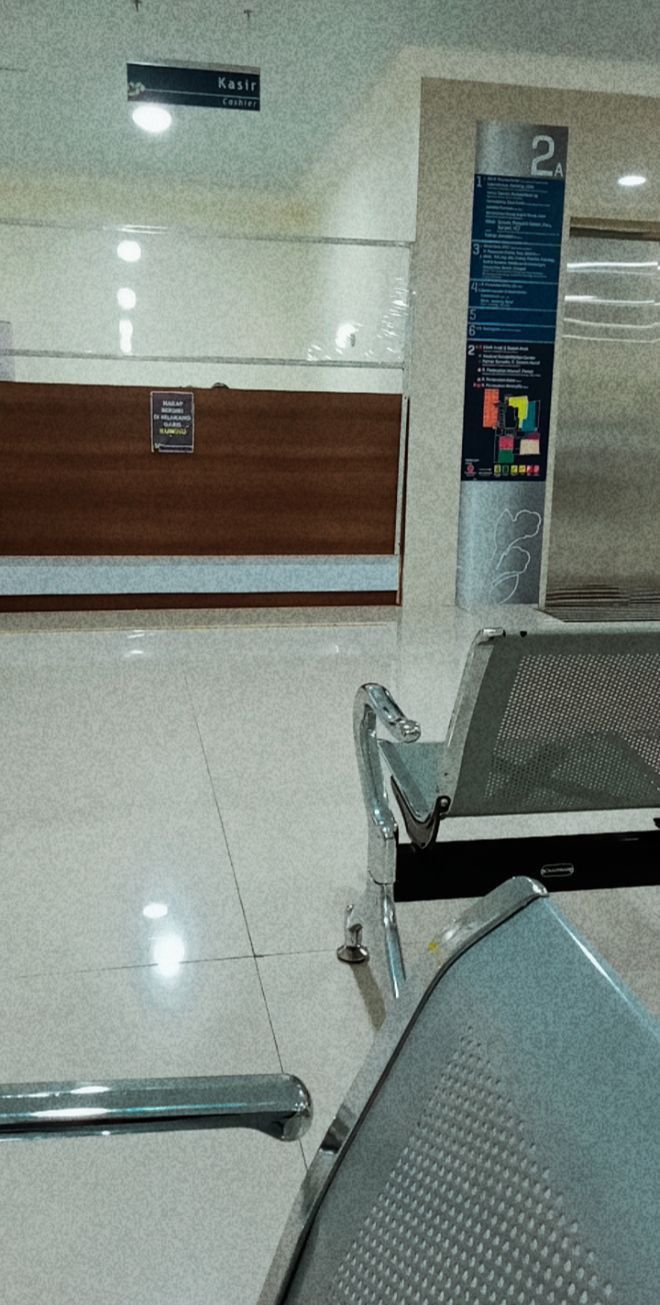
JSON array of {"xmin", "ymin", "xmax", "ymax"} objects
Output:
[{"xmin": 0, "ymin": 222, "xmax": 410, "ymax": 390}]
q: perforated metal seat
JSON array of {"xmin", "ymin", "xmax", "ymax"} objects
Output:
[
  {"xmin": 270, "ymin": 880, "xmax": 660, "ymax": 1304},
  {"xmin": 388, "ymin": 632, "xmax": 660, "ymax": 836},
  {"xmin": 0, "ymin": 881, "xmax": 657, "ymax": 1303}
]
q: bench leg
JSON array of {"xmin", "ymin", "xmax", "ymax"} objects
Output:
[
  {"xmin": 337, "ymin": 903, "xmax": 369, "ymax": 964},
  {"xmin": 349, "ymin": 683, "xmax": 411, "ymax": 1002},
  {"xmin": 339, "ymin": 824, "xmax": 406, "ymax": 1003},
  {"xmin": 376, "ymin": 877, "xmax": 406, "ymax": 1001}
]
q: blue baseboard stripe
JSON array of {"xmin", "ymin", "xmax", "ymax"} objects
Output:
[{"xmin": 0, "ymin": 556, "xmax": 399, "ymax": 596}]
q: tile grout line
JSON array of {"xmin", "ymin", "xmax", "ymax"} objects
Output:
[
  {"xmin": 5, "ymin": 952, "xmax": 260, "ymax": 982},
  {"xmin": 181, "ymin": 667, "xmax": 259, "ymax": 961},
  {"xmin": 1, "ymin": 947, "xmax": 344, "ymax": 984},
  {"xmin": 182, "ymin": 666, "xmax": 310, "ymax": 1171},
  {"xmin": 180, "ymin": 667, "xmax": 301, "ymax": 1081}
]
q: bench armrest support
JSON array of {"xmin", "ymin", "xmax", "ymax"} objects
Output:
[
  {"xmin": 0, "ymin": 1074, "xmax": 312, "ymax": 1144},
  {"xmin": 354, "ymin": 684, "xmax": 421, "ymax": 885}
]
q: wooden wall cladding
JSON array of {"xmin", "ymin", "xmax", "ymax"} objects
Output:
[{"xmin": 0, "ymin": 385, "xmax": 401, "ymax": 556}]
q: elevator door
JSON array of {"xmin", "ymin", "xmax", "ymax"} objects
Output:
[{"xmin": 544, "ymin": 231, "xmax": 659, "ymax": 616}]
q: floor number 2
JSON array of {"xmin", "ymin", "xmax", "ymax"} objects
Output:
[{"xmin": 531, "ymin": 134, "xmax": 563, "ymax": 178}]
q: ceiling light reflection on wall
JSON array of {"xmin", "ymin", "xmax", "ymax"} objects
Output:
[
  {"xmin": 132, "ymin": 104, "xmax": 173, "ymax": 134},
  {"xmin": 617, "ymin": 174, "xmax": 647, "ymax": 187},
  {"xmin": 565, "ymin": 294, "xmax": 654, "ymax": 306},
  {"xmin": 34, "ymin": 1107, "xmax": 110, "ymax": 1121},
  {"xmin": 117, "ymin": 239, "xmax": 141, "ymax": 263},
  {"xmin": 117, "ymin": 287, "xmax": 137, "ymax": 310},
  {"xmin": 567, "ymin": 260, "xmax": 656, "ymax": 270},
  {"xmin": 143, "ymin": 902, "xmax": 168, "ymax": 920},
  {"xmin": 119, "ymin": 318, "xmax": 134, "ymax": 354},
  {"xmin": 335, "ymin": 321, "xmax": 358, "ymax": 350}
]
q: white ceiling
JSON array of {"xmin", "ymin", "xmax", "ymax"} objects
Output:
[{"xmin": 1, "ymin": 0, "xmax": 659, "ymax": 191}]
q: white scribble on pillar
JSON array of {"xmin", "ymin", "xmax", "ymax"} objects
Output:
[{"xmin": 489, "ymin": 508, "xmax": 542, "ymax": 603}]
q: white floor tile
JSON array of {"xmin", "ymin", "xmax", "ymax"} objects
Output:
[
  {"xmin": 0, "ymin": 956, "xmax": 278, "ymax": 1081},
  {"xmin": 222, "ymin": 800, "xmax": 367, "ymax": 956},
  {"xmin": 185, "ymin": 631, "xmax": 398, "ymax": 808},
  {"xmin": 0, "ymin": 956, "xmax": 305, "ymax": 1305},
  {"xmin": 258, "ymin": 950, "xmax": 379, "ymax": 1164},
  {"xmin": 0, "ymin": 805, "xmax": 250, "ymax": 978},
  {"xmin": 0, "ymin": 1130, "xmax": 305, "ymax": 1305},
  {"xmin": 0, "ymin": 663, "xmax": 213, "ymax": 822}
]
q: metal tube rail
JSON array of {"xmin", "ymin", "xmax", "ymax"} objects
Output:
[{"xmin": 0, "ymin": 1074, "xmax": 312, "ymax": 1144}]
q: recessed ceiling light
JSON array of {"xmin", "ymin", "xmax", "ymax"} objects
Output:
[
  {"xmin": 132, "ymin": 104, "xmax": 172, "ymax": 134},
  {"xmin": 617, "ymin": 174, "xmax": 647, "ymax": 187},
  {"xmin": 117, "ymin": 239, "xmax": 141, "ymax": 263},
  {"xmin": 117, "ymin": 287, "xmax": 137, "ymax": 310}
]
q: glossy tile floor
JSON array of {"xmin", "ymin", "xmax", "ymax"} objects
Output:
[{"xmin": 0, "ymin": 605, "xmax": 658, "ymax": 1304}]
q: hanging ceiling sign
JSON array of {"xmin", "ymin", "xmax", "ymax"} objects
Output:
[{"xmin": 127, "ymin": 62, "xmax": 260, "ymax": 112}]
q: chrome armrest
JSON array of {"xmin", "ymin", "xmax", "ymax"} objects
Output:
[
  {"xmin": 0, "ymin": 1074, "xmax": 312, "ymax": 1144},
  {"xmin": 358, "ymin": 684, "xmax": 421, "ymax": 745},
  {"xmin": 353, "ymin": 684, "xmax": 421, "ymax": 846}
]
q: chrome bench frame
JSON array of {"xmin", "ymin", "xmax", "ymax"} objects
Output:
[{"xmin": 346, "ymin": 627, "xmax": 660, "ymax": 1001}]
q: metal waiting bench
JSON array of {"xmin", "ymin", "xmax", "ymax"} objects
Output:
[
  {"xmin": 1, "ymin": 879, "xmax": 658, "ymax": 1303},
  {"xmin": 345, "ymin": 628, "xmax": 660, "ymax": 999}
]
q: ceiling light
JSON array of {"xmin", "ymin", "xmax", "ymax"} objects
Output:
[
  {"xmin": 117, "ymin": 287, "xmax": 137, "ymax": 310},
  {"xmin": 617, "ymin": 174, "xmax": 647, "ymax": 187},
  {"xmin": 117, "ymin": 239, "xmax": 141, "ymax": 263},
  {"xmin": 132, "ymin": 104, "xmax": 172, "ymax": 134}
]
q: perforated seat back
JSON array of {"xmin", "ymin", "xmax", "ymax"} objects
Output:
[
  {"xmin": 283, "ymin": 900, "xmax": 660, "ymax": 1305},
  {"xmin": 451, "ymin": 631, "xmax": 660, "ymax": 815}
]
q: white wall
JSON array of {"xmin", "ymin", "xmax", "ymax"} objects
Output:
[
  {"xmin": 306, "ymin": 44, "xmax": 660, "ymax": 243},
  {"xmin": 4, "ymin": 39, "xmax": 659, "ymax": 396}
]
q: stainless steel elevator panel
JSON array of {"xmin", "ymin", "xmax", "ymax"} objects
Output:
[{"xmin": 544, "ymin": 233, "xmax": 660, "ymax": 618}]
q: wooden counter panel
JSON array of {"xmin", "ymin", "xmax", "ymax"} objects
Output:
[
  {"xmin": 0, "ymin": 592, "xmax": 396, "ymax": 611},
  {"xmin": 0, "ymin": 385, "xmax": 401, "ymax": 556}
]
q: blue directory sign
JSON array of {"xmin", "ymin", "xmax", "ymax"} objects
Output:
[{"xmin": 461, "ymin": 126, "xmax": 567, "ymax": 483}]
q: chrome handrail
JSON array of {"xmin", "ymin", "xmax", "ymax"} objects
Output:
[{"xmin": 0, "ymin": 1074, "xmax": 312, "ymax": 1143}]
